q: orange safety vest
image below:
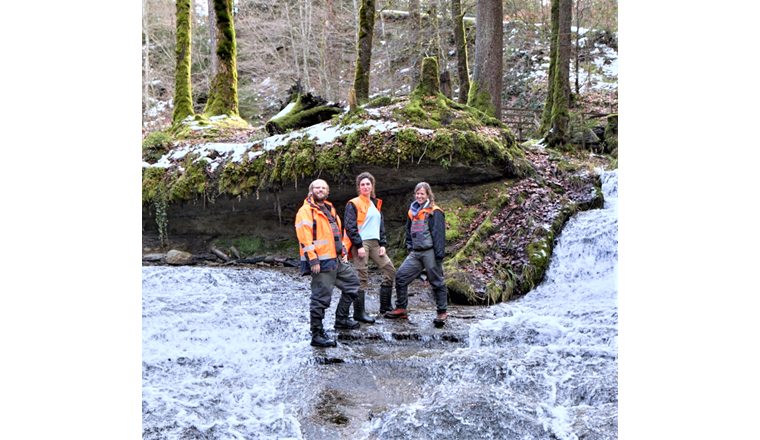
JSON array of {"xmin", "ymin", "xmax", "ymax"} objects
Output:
[
  {"xmin": 408, "ymin": 204, "xmax": 443, "ymax": 251},
  {"xmin": 295, "ymin": 196, "xmax": 343, "ymax": 274},
  {"xmin": 341, "ymin": 195, "xmax": 382, "ymax": 257}
]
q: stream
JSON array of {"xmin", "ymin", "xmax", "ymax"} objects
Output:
[{"xmin": 142, "ymin": 170, "xmax": 618, "ymax": 440}]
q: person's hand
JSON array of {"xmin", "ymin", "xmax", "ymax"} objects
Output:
[
  {"xmin": 379, "ymin": 246, "xmax": 386, "ymax": 257},
  {"xmin": 358, "ymin": 247, "xmax": 366, "ymax": 258},
  {"xmin": 311, "ymin": 262, "xmax": 321, "ymax": 274},
  {"xmin": 341, "ymin": 255, "xmax": 348, "ymax": 264}
]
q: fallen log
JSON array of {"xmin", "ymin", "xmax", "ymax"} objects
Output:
[{"xmin": 265, "ymin": 81, "xmax": 343, "ymax": 135}]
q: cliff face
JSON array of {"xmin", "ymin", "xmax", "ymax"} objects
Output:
[{"xmin": 142, "ymin": 93, "xmax": 613, "ymax": 304}]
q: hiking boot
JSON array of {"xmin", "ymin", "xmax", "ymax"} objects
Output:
[
  {"xmin": 335, "ymin": 316, "xmax": 361, "ymax": 329},
  {"xmin": 311, "ymin": 330, "xmax": 337, "ymax": 347},
  {"xmin": 384, "ymin": 308, "xmax": 408, "ymax": 319},
  {"xmin": 433, "ymin": 312, "xmax": 447, "ymax": 326}
]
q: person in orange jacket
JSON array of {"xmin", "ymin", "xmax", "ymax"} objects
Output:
[
  {"xmin": 385, "ymin": 182, "xmax": 449, "ymax": 325},
  {"xmin": 342, "ymin": 172, "xmax": 397, "ymax": 321},
  {"xmin": 295, "ymin": 179, "xmax": 361, "ymax": 347}
]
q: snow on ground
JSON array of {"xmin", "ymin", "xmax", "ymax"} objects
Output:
[{"xmin": 142, "ymin": 108, "xmax": 434, "ymax": 172}]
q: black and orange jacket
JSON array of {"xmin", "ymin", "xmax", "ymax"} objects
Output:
[
  {"xmin": 342, "ymin": 195, "xmax": 387, "ymax": 256},
  {"xmin": 295, "ymin": 196, "xmax": 345, "ymax": 275},
  {"xmin": 405, "ymin": 203, "xmax": 446, "ymax": 260}
]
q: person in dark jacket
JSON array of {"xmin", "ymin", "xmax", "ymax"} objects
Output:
[
  {"xmin": 342, "ymin": 172, "xmax": 397, "ymax": 321},
  {"xmin": 385, "ymin": 182, "xmax": 449, "ymax": 325},
  {"xmin": 295, "ymin": 179, "xmax": 362, "ymax": 347}
]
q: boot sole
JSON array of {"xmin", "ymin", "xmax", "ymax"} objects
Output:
[
  {"xmin": 311, "ymin": 341, "xmax": 337, "ymax": 347},
  {"xmin": 354, "ymin": 318, "xmax": 376, "ymax": 324},
  {"xmin": 384, "ymin": 314, "xmax": 408, "ymax": 319},
  {"xmin": 335, "ymin": 324, "xmax": 361, "ymax": 329}
]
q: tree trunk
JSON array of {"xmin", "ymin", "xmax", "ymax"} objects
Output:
[
  {"xmin": 207, "ymin": 0, "xmax": 217, "ymax": 79},
  {"xmin": 409, "ymin": 0, "xmax": 422, "ymax": 88},
  {"xmin": 540, "ymin": 0, "xmax": 559, "ymax": 136},
  {"xmin": 467, "ymin": 0, "xmax": 502, "ymax": 118},
  {"xmin": 204, "ymin": 0, "xmax": 239, "ymax": 117},
  {"xmin": 143, "ymin": 0, "xmax": 151, "ymax": 118},
  {"xmin": 574, "ymin": 0, "xmax": 580, "ymax": 96},
  {"xmin": 451, "ymin": 0, "xmax": 470, "ymax": 103},
  {"xmin": 353, "ymin": 0, "xmax": 376, "ymax": 103},
  {"xmin": 547, "ymin": 0, "xmax": 572, "ymax": 147},
  {"xmin": 172, "ymin": 0, "xmax": 194, "ymax": 124},
  {"xmin": 414, "ymin": 57, "xmax": 441, "ymax": 96}
]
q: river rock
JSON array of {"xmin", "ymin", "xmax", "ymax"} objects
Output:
[{"xmin": 166, "ymin": 250, "xmax": 194, "ymax": 265}]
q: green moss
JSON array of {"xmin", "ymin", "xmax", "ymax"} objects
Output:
[
  {"xmin": 212, "ymin": 235, "xmax": 300, "ymax": 259},
  {"xmin": 142, "ymin": 131, "xmax": 173, "ymax": 163},
  {"xmin": 142, "ymin": 167, "xmax": 168, "ymax": 203},
  {"xmin": 365, "ymin": 96, "xmax": 392, "ymax": 108},
  {"xmin": 169, "ymin": 156, "xmax": 209, "ymax": 203},
  {"xmin": 466, "ymin": 80, "xmax": 495, "ymax": 117},
  {"xmin": 204, "ymin": 0, "xmax": 239, "ymax": 117},
  {"xmin": 172, "ymin": 0, "xmax": 194, "ymax": 124}
]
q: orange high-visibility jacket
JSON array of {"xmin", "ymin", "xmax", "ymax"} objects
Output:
[
  {"xmin": 295, "ymin": 196, "xmax": 344, "ymax": 275},
  {"xmin": 341, "ymin": 195, "xmax": 383, "ymax": 257}
]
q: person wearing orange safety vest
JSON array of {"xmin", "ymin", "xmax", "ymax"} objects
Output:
[
  {"xmin": 385, "ymin": 182, "xmax": 449, "ymax": 326},
  {"xmin": 295, "ymin": 179, "xmax": 361, "ymax": 347},
  {"xmin": 342, "ymin": 172, "xmax": 397, "ymax": 321}
]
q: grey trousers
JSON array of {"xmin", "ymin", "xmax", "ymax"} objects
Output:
[
  {"xmin": 309, "ymin": 259, "xmax": 360, "ymax": 332},
  {"xmin": 394, "ymin": 248, "xmax": 448, "ymax": 314}
]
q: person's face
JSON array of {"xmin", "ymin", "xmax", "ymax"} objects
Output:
[
  {"xmin": 415, "ymin": 187, "xmax": 428, "ymax": 205},
  {"xmin": 311, "ymin": 181, "xmax": 329, "ymax": 202},
  {"xmin": 359, "ymin": 178, "xmax": 373, "ymax": 197}
]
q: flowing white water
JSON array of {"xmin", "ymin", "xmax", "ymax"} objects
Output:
[{"xmin": 142, "ymin": 170, "xmax": 618, "ymax": 439}]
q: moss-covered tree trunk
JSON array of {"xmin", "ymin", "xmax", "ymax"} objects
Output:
[
  {"xmin": 546, "ymin": 0, "xmax": 572, "ymax": 147},
  {"xmin": 172, "ymin": 0, "xmax": 194, "ymax": 124},
  {"xmin": 451, "ymin": 0, "xmax": 470, "ymax": 104},
  {"xmin": 204, "ymin": 0, "xmax": 239, "ymax": 117},
  {"xmin": 467, "ymin": 0, "xmax": 502, "ymax": 118},
  {"xmin": 539, "ymin": 0, "xmax": 559, "ymax": 136},
  {"xmin": 353, "ymin": 0, "xmax": 376, "ymax": 103},
  {"xmin": 414, "ymin": 57, "xmax": 441, "ymax": 96}
]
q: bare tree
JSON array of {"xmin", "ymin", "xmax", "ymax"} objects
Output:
[
  {"xmin": 467, "ymin": 0, "xmax": 502, "ymax": 117},
  {"xmin": 172, "ymin": 0, "xmax": 194, "ymax": 124},
  {"xmin": 451, "ymin": 0, "xmax": 469, "ymax": 103},
  {"xmin": 204, "ymin": 0, "xmax": 239, "ymax": 117},
  {"xmin": 353, "ymin": 0, "xmax": 376, "ymax": 103},
  {"xmin": 143, "ymin": 0, "xmax": 152, "ymax": 116},
  {"xmin": 409, "ymin": 0, "xmax": 422, "ymax": 88},
  {"xmin": 207, "ymin": 0, "xmax": 217, "ymax": 79}
]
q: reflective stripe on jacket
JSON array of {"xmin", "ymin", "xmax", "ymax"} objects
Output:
[
  {"xmin": 341, "ymin": 195, "xmax": 384, "ymax": 257},
  {"xmin": 295, "ymin": 196, "xmax": 344, "ymax": 275},
  {"xmin": 407, "ymin": 205, "xmax": 443, "ymax": 251}
]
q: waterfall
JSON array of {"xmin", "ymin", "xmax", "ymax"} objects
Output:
[{"xmin": 142, "ymin": 170, "xmax": 618, "ymax": 439}]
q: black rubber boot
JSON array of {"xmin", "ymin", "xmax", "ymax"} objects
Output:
[
  {"xmin": 379, "ymin": 285, "xmax": 393, "ymax": 315},
  {"xmin": 353, "ymin": 290, "xmax": 375, "ymax": 324},
  {"xmin": 311, "ymin": 330, "xmax": 337, "ymax": 347},
  {"xmin": 335, "ymin": 293, "xmax": 360, "ymax": 329}
]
